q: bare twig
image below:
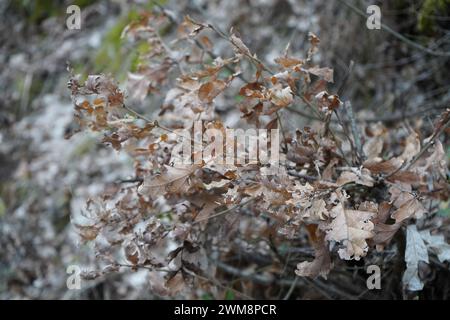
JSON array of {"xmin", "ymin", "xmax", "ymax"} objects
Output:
[
  {"xmin": 337, "ymin": 60, "xmax": 354, "ymax": 98},
  {"xmin": 123, "ymin": 104, "xmax": 202, "ymax": 145},
  {"xmin": 193, "ymin": 198, "xmax": 254, "ymax": 224},
  {"xmin": 283, "ymin": 276, "xmax": 299, "ymax": 300},
  {"xmin": 386, "ymin": 109, "xmax": 450, "ymax": 178},
  {"xmin": 344, "ymin": 101, "xmax": 365, "ymax": 162},
  {"xmin": 276, "ymin": 110, "xmax": 289, "ymax": 152},
  {"xmin": 404, "ymin": 113, "xmax": 450, "ymax": 170},
  {"xmin": 117, "ymin": 177, "xmax": 143, "ymax": 184}
]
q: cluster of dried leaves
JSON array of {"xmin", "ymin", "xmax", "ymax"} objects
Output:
[{"xmin": 67, "ymin": 11, "xmax": 450, "ymax": 297}]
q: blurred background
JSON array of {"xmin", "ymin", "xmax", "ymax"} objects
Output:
[{"xmin": 0, "ymin": 0, "xmax": 449, "ymax": 299}]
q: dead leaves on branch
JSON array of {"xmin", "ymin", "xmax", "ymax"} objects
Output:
[
  {"xmin": 390, "ymin": 187, "xmax": 426, "ymax": 223},
  {"xmin": 306, "ymin": 66, "xmax": 334, "ymax": 83},
  {"xmin": 198, "ymin": 79, "xmax": 227, "ymax": 103},
  {"xmin": 138, "ymin": 164, "xmax": 203, "ymax": 199},
  {"xmin": 230, "ymin": 32, "xmax": 253, "ymax": 58},
  {"xmin": 66, "ymin": 12, "xmax": 450, "ymax": 294}
]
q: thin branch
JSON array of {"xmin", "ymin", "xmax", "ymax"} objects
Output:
[
  {"xmin": 123, "ymin": 104, "xmax": 153, "ymax": 123},
  {"xmin": 328, "ymin": 61, "xmax": 360, "ymax": 163},
  {"xmin": 328, "ymin": 128, "xmax": 352, "ymax": 167},
  {"xmin": 193, "ymin": 198, "xmax": 254, "ymax": 224},
  {"xmin": 117, "ymin": 177, "xmax": 143, "ymax": 184},
  {"xmin": 337, "ymin": 60, "xmax": 354, "ymax": 97},
  {"xmin": 386, "ymin": 109, "xmax": 450, "ymax": 178},
  {"xmin": 405, "ymin": 113, "xmax": 450, "ymax": 170},
  {"xmin": 123, "ymin": 104, "xmax": 202, "ymax": 145},
  {"xmin": 276, "ymin": 110, "xmax": 289, "ymax": 152},
  {"xmin": 117, "ymin": 263, "xmax": 170, "ymax": 272},
  {"xmin": 344, "ymin": 101, "xmax": 365, "ymax": 162},
  {"xmin": 300, "ymin": 95, "xmax": 324, "ymax": 121},
  {"xmin": 283, "ymin": 276, "xmax": 299, "ymax": 300}
]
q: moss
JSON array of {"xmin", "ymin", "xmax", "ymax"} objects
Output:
[{"xmin": 418, "ymin": 0, "xmax": 450, "ymax": 34}]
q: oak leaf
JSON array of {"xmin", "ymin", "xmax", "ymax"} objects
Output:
[
  {"xmin": 390, "ymin": 187, "xmax": 426, "ymax": 223},
  {"xmin": 403, "ymin": 225, "xmax": 429, "ymax": 291},
  {"xmin": 337, "ymin": 168, "xmax": 374, "ymax": 187},
  {"xmin": 138, "ymin": 164, "xmax": 202, "ymax": 199},
  {"xmin": 307, "ymin": 66, "xmax": 334, "ymax": 83},
  {"xmin": 324, "ymin": 199, "xmax": 375, "ymax": 260},
  {"xmin": 198, "ymin": 80, "xmax": 227, "ymax": 103},
  {"xmin": 269, "ymin": 85, "xmax": 293, "ymax": 108}
]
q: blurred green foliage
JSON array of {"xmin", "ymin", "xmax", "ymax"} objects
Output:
[
  {"xmin": 201, "ymin": 293, "xmax": 214, "ymax": 300},
  {"xmin": 418, "ymin": 0, "xmax": 450, "ymax": 34},
  {"xmin": 88, "ymin": 1, "xmax": 165, "ymax": 79},
  {"xmin": 93, "ymin": 9, "xmax": 140, "ymax": 78},
  {"xmin": 225, "ymin": 289, "xmax": 235, "ymax": 300}
]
